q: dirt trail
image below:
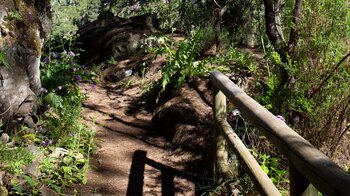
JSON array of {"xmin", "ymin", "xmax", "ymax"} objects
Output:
[{"xmin": 74, "ymin": 81, "xmax": 197, "ymax": 195}]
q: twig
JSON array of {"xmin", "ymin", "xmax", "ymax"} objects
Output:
[
  {"xmin": 309, "ymin": 51, "xmax": 350, "ymax": 99},
  {"xmin": 213, "ymin": 0, "xmax": 222, "ymax": 8}
]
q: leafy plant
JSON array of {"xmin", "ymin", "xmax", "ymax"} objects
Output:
[
  {"xmin": 0, "ymin": 142, "xmax": 34, "ymax": 175},
  {"xmin": 228, "ymin": 109, "xmax": 289, "ymax": 193},
  {"xmin": 147, "ymin": 29, "xmax": 219, "ymax": 95},
  {"xmin": 0, "ymin": 49, "xmax": 10, "ymax": 68},
  {"xmin": 0, "ymin": 39, "xmax": 96, "ymax": 194},
  {"xmin": 5, "ymin": 11, "xmax": 23, "ymax": 22}
]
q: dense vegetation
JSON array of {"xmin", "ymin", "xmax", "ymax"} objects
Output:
[{"xmin": 1, "ymin": 0, "xmax": 349, "ymax": 195}]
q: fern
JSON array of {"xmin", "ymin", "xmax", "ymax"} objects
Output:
[{"xmin": 0, "ymin": 50, "xmax": 10, "ymax": 68}]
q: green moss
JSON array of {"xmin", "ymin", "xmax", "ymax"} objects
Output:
[
  {"xmin": 5, "ymin": 11, "xmax": 23, "ymax": 22},
  {"xmin": 10, "ymin": 0, "xmax": 42, "ymax": 56}
]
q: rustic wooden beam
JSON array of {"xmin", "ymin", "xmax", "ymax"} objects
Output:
[
  {"xmin": 213, "ymin": 86, "xmax": 232, "ymax": 179},
  {"xmin": 210, "ymin": 70, "xmax": 350, "ymax": 196},
  {"xmin": 217, "ymin": 120, "xmax": 281, "ymax": 196},
  {"xmin": 289, "ymin": 161, "xmax": 318, "ymax": 196}
]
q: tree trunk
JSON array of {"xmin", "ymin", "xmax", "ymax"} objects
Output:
[
  {"xmin": 262, "ymin": 0, "xmax": 287, "ymax": 59},
  {"xmin": 288, "ymin": 0, "xmax": 302, "ymax": 55},
  {"xmin": 0, "ymin": 0, "xmax": 51, "ymax": 128}
]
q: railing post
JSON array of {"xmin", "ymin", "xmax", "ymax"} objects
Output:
[
  {"xmin": 210, "ymin": 70, "xmax": 350, "ymax": 195},
  {"xmin": 213, "ymin": 86, "xmax": 234, "ymax": 179},
  {"xmin": 289, "ymin": 162, "xmax": 318, "ymax": 196}
]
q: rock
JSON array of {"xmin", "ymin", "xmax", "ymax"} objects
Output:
[
  {"xmin": 25, "ymin": 128, "xmax": 36, "ymax": 134},
  {"xmin": 0, "ymin": 171, "xmax": 5, "ymax": 186},
  {"xmin": 25, "ymin": 160, "xmax": 41, "ymax": 179},
  {"xmin": 73, "ymin": 152, "xmax": 84, "ymax": 162},
  {"xmin": 124, "ymin": 69, "xmax": 133, "ymax": 77},
  {"xmin": 0, "ymin": 186, "xmax": 8, "ymax": 196},
  {"xmin": 50, "ymin": 147, "xmax": 69, "ymax": 159},
  {"xmin": 0, "ymin": 133, "xmax": 9, "ymax": 144},
  {"xmin": 25, "ymin": 144, "xmax": 44, "ymax": 179},
  {"xmin": 77, "ymin": 12, "xmax": 158, "ymax": 65},
  {"xmin": 27, "ymin": 144, "xmax": 39, "ymax": 155},
  {"xmin": 23, "ymin": 115, "xmax": 38, "ymax": 129},
  {"xmin": 39, "ymin": 185, "xmax": 58, "ymax": 196},
  {"xmin": 0, "ymin": 0, "xmax": 51, "ymax": 127}
]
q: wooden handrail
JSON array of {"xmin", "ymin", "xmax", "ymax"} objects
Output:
[
  {"xmin": 210, "ymin": 70, "xmax": 350, "ymax": 196},
  {"xmin": 213, "ymin": 87, "xmax": 281, "ymax": 195}
]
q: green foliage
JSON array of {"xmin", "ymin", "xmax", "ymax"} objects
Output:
[
  {"xmin": 5, "ymin": 11, "xmax": 23, "ymax": 22},
  {"xmin": 1, "ymin": 39, "xmax": 96, "ymax": 194},
  {"xmin": 157, "ymin": 30, "xmax": 207, "ymax": 90},
  {"xmin": 227, "ymin": 110, "xmax": 289, "ymax": 193},
  {"xmin": 253, "ymin": 0, "xmax": 350, "ymax": 154},
  {"xmin": 198, "ymin": 178, "xmax": 235, "ymax": 195},
  {"xmin": 144, "ymin": 28, "xmax": 229, "ymax": 101},
  {"xmin": 211, "ymin": 46, "xmax": 258, "ymax": 71},
  {"xmin": 0, "ymin": 50, "xmax": 6, "ymax": 66},
  {"xmin": 0, "ymin": 48, "xmax": 10, "ymax": 68},
  {"xmin": 41, "ymin": 43, "xmax": 96, "ymax": 92},
  {"xmin": 37, "ymin": 41, "xmax": 96, "ymax": 193},
  {"xmin": 344, "ymin": 165, "xmax": 349, "ymax": 174},
  {"xmin": 252, "ymin": 151, "xmax": 288, "ymax": 190},
  {"xmin": 50, "ymin": 0, "xmax": 101, "ymax": 39},
  {"xmin": 40, "ymin": 151, "xmax": 89, "ymax": 190},
  {"xmin": 110, "ymin": 0, "xmax": 211, "ymax": 33},
  {"xmin": 0, "ymin": 143, "xmax": 34, "ymax": 175}
]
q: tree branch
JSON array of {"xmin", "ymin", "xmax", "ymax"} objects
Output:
[
  {"xmin": 288, "ymin": 0, "xmax": 302, "ymax": 55},
  {"xmin": 309, "ymin": 51, "xmax": 350, "ymax": 98}
]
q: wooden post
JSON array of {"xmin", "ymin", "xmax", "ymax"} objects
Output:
[
  {"xmin": 289, "ymin": 162, "xmax": 310, "ymax": 196},
  {"xmin": 210, "ymin": 70, "xmax": 350, "ymax": 195},
  {"xmin": 218, "ymin": 120, "xmax": 281, "ymax": 196},
  {"xmin": 213, "ymin": 86, "xmax": 232, "ymax": 179},
  {"xmin": 289, "ymin": 161, "xmax": 318, "ymax": 196}
]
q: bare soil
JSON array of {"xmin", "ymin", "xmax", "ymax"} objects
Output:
[
  {"xmin": 74, "ymin": 83, "xmax": 194, "ymax": 195},
  {"xmin": 74, "ymin": 56, "xmax": 213, "ymax": 195}
]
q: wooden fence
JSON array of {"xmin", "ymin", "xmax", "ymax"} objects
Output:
[{"xmin": 210, "ymin": 70, "xmax": 350, "ymax": 196}]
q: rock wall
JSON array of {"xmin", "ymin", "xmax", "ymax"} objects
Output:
[{"xmin": 0, "ymin": 0, "xmax": 51, "ymax": 127}]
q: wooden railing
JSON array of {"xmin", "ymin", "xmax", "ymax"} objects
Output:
[{"xmin": 210, "ymin": 70, "xmax": 350, "ymax": 196}]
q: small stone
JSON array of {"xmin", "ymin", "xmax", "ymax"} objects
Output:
[
  {"xmin": 0, "ymin": 133, "xmax": 9, "ymax": 144},
  {"xmin": 23, "ymin": 115, "xmax": 37, "ymax": 129},
  {"xmin": 73, "ymin": 153, "xmax": 84, "ymax": 161},
  {"xmin": 25, "ymin": 128, "xmax": 36, "ymax": 134},
  {"xmin": 124, "ymin": 70, "xmax": 133, "ymax": 77},
  {"xmin": 0, "ymin": 185, "xmax": 8, "ymax": 196},
  {"xmin": 27, "ymin": 144, "xmax": 39, "ymax": 155},
  {"xmin": 39, "ymin": 185, "xmax": 57, "ymax": 196},
  {"xmin": 25, "ymin": 160, "xmax": 41, "ymax": 179},
  {"xmin": 50, "ymin": 147, "xmax": 69, "ymax": 159},
  {"xmin": 231, "ymin": 189, "xmax": 240, "ymax": 196},
  {"xmin": 0, "ymin": 171, "xmax": 5, "ymax": 186}
]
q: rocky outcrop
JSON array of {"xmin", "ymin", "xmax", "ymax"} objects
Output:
[
  {"xmin": 0, "ymin": 0, "xmax": 51, "ymax": 127},
  {"xmin": 77, "ymin": 12, "xmax": 159, "ymax": 65}
]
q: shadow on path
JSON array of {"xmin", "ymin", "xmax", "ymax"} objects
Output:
[
  {"xmin": 83, "ymin": 103, "xmax": 151, "ymax": 130},
  {"xmin": 126, "ymin": 150, "xmax": 199, "ymax": 196}
]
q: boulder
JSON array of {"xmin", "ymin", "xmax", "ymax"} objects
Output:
[
  {"xmin": 0, "ymin": 133, "xmax": 9, "ymax": 144},
  {"xmin": 0, "ymin": 0, "xmax": 51, "ymax": 127},
  {"xmin": 77, "ymin": 12, "xmax": 159, "ymax": 65}
]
